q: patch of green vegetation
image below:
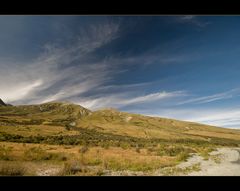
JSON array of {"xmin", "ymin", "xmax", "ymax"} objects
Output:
[
  {"xmin": 87, "ymin": 158, "xmax": 102, "ymax": 166},
  {"xmin": 23, "ymin": 147, "xmax": 67, "ymax": 161},
  {"xmin": 176, "ymin": 152, "xmax": 190, "ymax": 162},
  {"xmin": 198, "ymin": 147, "xmax": 216, "ymax": 160},
  {"xmin": 105, "ymin": 159, "xmax": 172, "ymax": 172},
  {"xmin": 1, "ymin": 127, "xmax": 240, "ymax": 152},
  {"xmin": 162, "ymin": 163, "xmax": 201, "ymax": 175},
  {"xmin": 156, "ymin": 145, "xmax": 195, "ymax": 157},
  {"xmin": 210, "ymin": 154, "xmax": 222, "ymax": 164},
  {"xmin": 0, "ymin": 163, "xmax": 27, "ymax": 176},
  {"xmin": 120, "ymin": 142, "xmax": 130, "ymax": 150},
  {"xmin": 0, "ymin": 145, "xmax": 13, "ymax": 160},
  {"xmin": 58, "ymin": 160, "xmax": 88, "ymax": 175},
  {"xmin": 79, "ymin": 146, "xmax": 88, "ymax": 154}
]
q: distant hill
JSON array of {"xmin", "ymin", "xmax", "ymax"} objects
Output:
[{"xmin": 0, "ymin": 100, "xmax": 239, "ymax": 143}]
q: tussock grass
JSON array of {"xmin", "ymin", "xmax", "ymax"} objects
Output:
[
  {"xmin": 162, "ymin": 163, "xmax": 201, "ymax": 175},
  {"xmin": 23, "ymin": 147, "xmax": 67, "ymax": 161},
  {"xmin": 0, "ymin": 163, "xmax": 27, "ymax": 176},
  {"xmin": 1, "ymin": 102, "xmax": 240, "ymax": 175},
  {"xmin": 58, "ymin": 160, "xmax": 88, "ymax": 175},
  {"xmin": 0, "ymin": 145, "xmax": 13, "ymax": 160}
]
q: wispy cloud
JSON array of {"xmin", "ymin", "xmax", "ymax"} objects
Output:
[
  {"xmin": 77, "ymin": 91, "xmax": 186, "ymax": 110},
  {"xmin": 135, "ymin": 107, "xmax": 240, "ymax": 128},
  {"xmin": 179, "ymin": 15, "xmax": 196, "ymax": 21},
  {"xmin": 122, "ymin": 91, "xmax": 185, "ymax": 105},
  {"xmin": 176, "ymin": 16, "xmax": 210, "ymax": 27},
  {"xmin": 180, "ymin": 108, "xmax": 240, "ymax": 128},
  {"xmin": 177, "ymin": 88, "xmax": 240, "ymax": 105},
  {"xmin": 0, "ymin": 22, "xmax": 120, "ymax": 104},
  {"xmin": 0, "ymin": 19, "xmax": 188, "ymax": 108},
  {"xmin": 0, "ymin": 79, "xmax": 43, "ymax": 103}
]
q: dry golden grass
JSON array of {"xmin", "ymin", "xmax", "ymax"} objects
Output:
[
  {"xmin": 75, "ymin": 110, "xmax": 240, "ymax": 141},
  {"xmin": 0, "ymin": 141, "xmax": 182, "ymax": 175},
  {"xmin": 1, "ymin": 102, "xmax": 240, "ymax": 175},
  {"xmin": 185, "ymin": 130, "xmax": 240, "ymax": 140},
  {"xmin": 0, "ymin": 125, "xmax": 80, "ymax": 137}
]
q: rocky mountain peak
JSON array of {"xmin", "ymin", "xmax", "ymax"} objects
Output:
[{"xmin": 0, "ymin": 98, "xmax": 7, "ymax": 106}]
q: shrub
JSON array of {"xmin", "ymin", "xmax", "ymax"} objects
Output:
[
  {"xmin": 23, "ymin": 147, "xmax": 67, "ymax": 161},
  {"xmin": 51, "ymin": 153, "xmax": 68, "ymax": 161},
  {"xmin": 87, "ymin": 158, "xmax": 102, "ymax": 166},
  {"xmin": 96, "ymin": 168, "xmax": 105, "ymax": 176},
  {"xmin": 176, "ymin": 152, "xmax": 190, "ymax": 162},
  {"xmin": 65, "ymin": 125, "xmax": 71, "ymax": 131},
  {"xmin": 100, "ymin": 142, "xmax": 110, "ymax": 149},
  {"xmin": 24, "ymin": 147, "xmax": 50, "ymax": 161},
  {"xmin": 135, "ymin": 146, "xmax": 141, "ymax": 153},
  {"xmin": 0, "ymin": 163, "xmax": 26, "ymax": 176},
  {"xmin": 0, "ymin": 145, "xmax": 12, "ymax": 160},
  {"xmin": 156, "ymin": 145, "xmax": 195, "ymax": 157},
  {"xmin": 147, "ymin": 147, "xmax": 155, "ymax": 154},
  {"xmin": 79, "ymin": 146, "xmax": 88, "ymax": 154},
  {"xmin": 58, "ymin": 161, "xmax": 87, "ymax": 176},
  {"xmin": 120, "ymin": 142, "xmax": 130, "ymax": 150}
]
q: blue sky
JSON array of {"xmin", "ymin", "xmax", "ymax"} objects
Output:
[{"xmin": 1, "ymin": 16, "xmax": 240, "ymax": 128}]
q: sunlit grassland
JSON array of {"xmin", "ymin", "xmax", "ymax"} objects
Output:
[
  {"xmin": 0, "ymin": 140, "xmax": 218, "ymax": 175},
  {"xmin": 1, "ymin": 103, "xmax": 240, "ymax": 175}
]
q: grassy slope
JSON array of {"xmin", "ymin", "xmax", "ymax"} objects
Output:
[
  {"xmin": 1, "ymin": 103, "xmax": 240, "ymax": 142},
  {"xmin": 78, "ymin": 108, "xmax": 240, "ymax": 141},
  {"xmin": 0, "ymin": 102, "xmax": 240, "ymax": 175}
]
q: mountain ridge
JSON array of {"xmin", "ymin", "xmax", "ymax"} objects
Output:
[
  {"xmin": 1, "ymin": 99, "xmax": 239, "ymax": 139},
  {"xmin": 0, "ymin": 99, "xmax": 236, "ymax": 130},
  {"xmin": 1, "ymin": 99, "xmax": 240, "ymax": 176}
]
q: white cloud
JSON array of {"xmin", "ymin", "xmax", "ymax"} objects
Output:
[
  {"xmin": 176, "ymin": 16, "xmax": 210, "ymax": 27},
  {"xmin": 182, "ymin": 109, "xmax": 240, "ymax": 128},
  {"xmin": 141, "ymin": 107, "xmax": 240, "ymax": 129},
  {"xmin": 77, "ymin": 91, "xmax": 185, "ymax": 110},
  {"xmin": 122, "ymin": 91, "xmax": 185, "ymax": 105},
  {"xmin": 0, "ymin": 80, "xmax": 43, "ymax": 103},
  {"xmin": 177, "ymin": 88, "xmax": 240, "ymax": 105},
  {"xmin": 0, "ymin": 19, "xmax": 190, "ymax": 107},
  {"xmin": 0, "ymin": 22, "xmax": 120, "ymax": 105},
  {"xmin": 179, "ymin": 15, "xmax": 196, "ymax": 20}
]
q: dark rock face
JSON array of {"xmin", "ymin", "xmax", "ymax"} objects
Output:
[{"xmin": 0, "ymin": 98, "xmax": 7, "ymax": 106}]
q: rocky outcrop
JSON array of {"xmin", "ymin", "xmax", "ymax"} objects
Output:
[{"xmin": 0, "ymin": 98, "xmax": 7, "ymax": 106}]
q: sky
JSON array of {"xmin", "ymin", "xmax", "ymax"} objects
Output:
[{"xmin": 0, "ymin": 15, "xmax": 240, "ymax": 128}]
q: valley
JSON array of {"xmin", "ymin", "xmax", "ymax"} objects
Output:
[{"xmin": 1, "ymin": 100, "xmax": 240, "ymax": 176}]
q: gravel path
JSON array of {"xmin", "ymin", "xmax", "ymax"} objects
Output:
[
  {"xmin": 177, "ymin": 147, "xmax": 240, "ymax": 176},
  {"xmin": 36, "ymin": 167, "xmax": 60, "ymax": 176}
]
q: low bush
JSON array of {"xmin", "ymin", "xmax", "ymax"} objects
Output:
[
  {"xmin": 156, "ymin": 145, "xmax": 195, "ymax": 157},
  {"xmin": 176, "ymin": 152, "xmax": 190, "ymax": 162},
  {"xmin": 0, "ymin": 163, "xmax": 26, "ymax": 176},
  {"xmin": 23, "ymin": 147, "xmax": 67, "ymax": 161},
  {"xmin": 0, "ymin": 145, "xmax": 13, "ymax": 160},
  {"xmin": 79, "ymin": 146, "xmax": 88, "ymax": 154},
  {"xmin": 58, "ymin": 161, "xmax": 87, "ymax": 175}
]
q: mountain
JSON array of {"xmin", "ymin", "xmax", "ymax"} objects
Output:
[
  {"xmin": 1, "ymin": 100, "xmax": 240, "ymax": 176},
  {"xmin": 0, "ymin": 98, "xmax": 6, "ymax": 106},
  {"xmin": 0, "ymin": 101, "xmax": 240, "ymax": 143},
  {"xmin": 78, "ymin": 106, "xmax": 240, "ymax": 142}
]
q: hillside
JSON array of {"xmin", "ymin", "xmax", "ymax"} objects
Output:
[
  {"xmin": 0, "ymin": 100, "xmax": 240, "ymax": 176},
  {"xmin": 0, "ymin": 99, "xmax": 6, "ymax": 106},
  {"xmin": 1, "ymin": 101, "xmax": 240, "ymax": 143}
]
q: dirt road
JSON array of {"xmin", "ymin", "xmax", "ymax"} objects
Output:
[{"xmin": 177, "ymin": 147, "xmax": 240, "ymax": 176}]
